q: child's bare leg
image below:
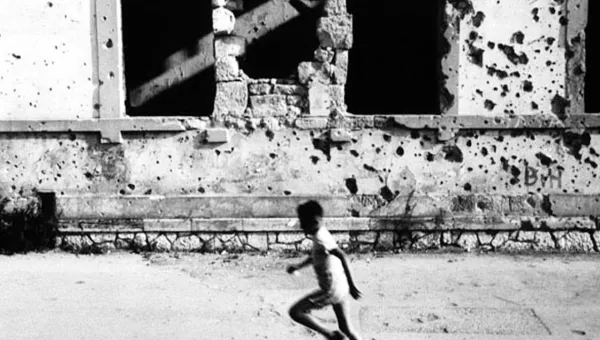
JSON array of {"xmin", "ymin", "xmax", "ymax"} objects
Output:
[
  {"xmin": 333, "ymin": 299, "xmax": 362, "ymax": 340},
  {"xmin": 289, "ymin": 294, "xmax": 338, "ymax": 339}
]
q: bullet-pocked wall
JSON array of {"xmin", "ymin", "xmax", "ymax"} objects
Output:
[
  {"xmin": 0, "ymin": 0, "xmax": 97, "ymax": 120},
  {"xmin": 1, "ymin": 0, "xmax": 600, "ymax": 254}
]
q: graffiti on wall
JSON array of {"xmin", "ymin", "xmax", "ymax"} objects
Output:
[{"xmin": 524, "ymin": 161, "xmax": 563, "ymax": 188}]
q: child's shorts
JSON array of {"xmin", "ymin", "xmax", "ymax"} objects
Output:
[{"xmin": 304, "ymin": 287, "xmax": 349, "ymax": 309}]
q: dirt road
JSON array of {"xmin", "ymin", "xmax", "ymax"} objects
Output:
[{"xmin": 1, "ymin": 251, "xmax": 599, "ymax": 340}]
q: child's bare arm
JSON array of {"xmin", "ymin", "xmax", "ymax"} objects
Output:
[
  {"xmin": 287, "ymin": 256, "xmax": 313, "ymax": 273},
  {"xmin": 330, "ymin": 248, "xmax": 362, "ymax": 299}
]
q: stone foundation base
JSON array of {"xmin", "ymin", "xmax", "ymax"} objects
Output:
[{"xmin": 57, "ymin": 230, "xmax": 600, "ymax": 254}]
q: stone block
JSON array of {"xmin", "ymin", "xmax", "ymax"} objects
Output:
[
  {"xmin": 215, "ymin": 57, "xmax": 240, "ymax": 82},
  {"xmin": 144, "ymin": 219, "xmax": 191, "ymax": 232},
  {"xmin": 245, "ymin": 233, "xmax": 268, "ymax": 250},
  {"xmin": 89, "ymin": 233, "xmax": 116, "ymax": 244},
  {"xmin": 356, "ymin": 231, "xmax": 378, "ymax": 243},
  {"xmin": 298, "ymin": 62, "xmax": 334, "ymax": 85},
  {"xmin": 308, "ymin": 83, "xmax": 332, "ymax": 116},
  {"xmin": 329, "ymin": 85, "xmax": 346, "ymax": 111},
  {"xmin": 277, "ymin": 232, "xmax": 306, "ymax": 244},
  {"xmin": 323, "ymin": 0, "xmax": 347, "ymax": 16},
  {"xmin": 333, "ymin": 50, "xmax": 348, "ymax": 84},
  {"xmin": 413, "ymin": 232, "xmax": 441, "ymax": 250},
  {"xmin": 249, "ymin": 95, "xmax": 287, "ymax": 117},
  {"xmin": 215, "ymin": 35, "xmax": 246, "ymax": 59},
  {"xmin": 63, "ymin": 235, "xmax": 92, "ymax": 252},
  {"xmin": 491, "ymin": 232, "xmax": 510, "ymax": 248},
  {"xmin": 214, "ymin": 81, "xmax": 248, "ymax": 118},
  {"xmin": 501, "ymin": 241, "xmax": 533, "ymax": 252},
  {"xmin": 213, "ymin": 7, "xmax": 235, "ymax": 35},
  {"xmin": 172, "ymin": 235, "xmax": 202, "ymax": 252},
  {"xmin": 477, "ymin": 232, "xmax": 494, "ymax": 245},
  {"xmin": 317, "ymin": 15, "xmax": 353, "ymax": 49},
  {"xmin": 133, "ymin": 233, "xmax": 147, "ymax": 249},
  {"xmin": 296, "ymin": 239, "xmax": 312, "ymax": 252},
  {"xmin": 375, "ymin": 231, "xmax": 396, "ymax": 250},
  {"xmin": 555, "ymin": 231, "xmax": 595, "ymax": 252},
  {"xmin": 150, "ymin": 235, "xmax": 171, "ymax": 252},
  {"xmin": 249, "ymin": 83, "xmax": 272, "ymax": 95},
  {"xmin": 456, "ymin": 232, "xmax": 478, "ymax": 250},
  {"xmin": 533, "ymin": 232, "xmax": 556, "ymax": 250},
  {"xmin": 268, "ymin": 243, "xmax": 295, "ymax": 252},
  {"xmin": 549, "ymin": 194, "xmax": 600, "ymax": 217},
  {"xmin": 314, "ymin": 47, "xmax": 334, "ymax": 63},
  {"xmin": 206, "ymin": 128, "xmax": 230, "ymax": 143},
  {"xmin": 274, "ymin": 84, "xmax": 307, "ymax": 96}
]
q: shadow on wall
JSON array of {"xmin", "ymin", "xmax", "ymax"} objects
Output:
[
  {"xmin": 122, "ymin": 0, "xmax": 321, "ymax": 116},
  {"xmin": 586, "ymin": 0, "xmax": 599, "ymax": 113},
  {"xmin": 346, "ymin": 0, "xmax": 442, "ymax": 115}
]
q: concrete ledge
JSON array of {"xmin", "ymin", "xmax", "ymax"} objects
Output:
[{"xmin": 55, "ymin": 194, "xmax": 600, "ymax": 220}]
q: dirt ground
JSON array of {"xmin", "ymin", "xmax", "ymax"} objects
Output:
[{"xmin": 0, "ymin": 250, "xmax": 599, "ymax": 340}]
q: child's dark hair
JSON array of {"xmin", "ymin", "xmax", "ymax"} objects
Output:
[{"xmin": 297, "ymin": 200, "xmax": 324, "ymax": 219}]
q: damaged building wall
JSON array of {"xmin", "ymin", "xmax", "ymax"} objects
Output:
[
  {"xmin": 0, "ymin": 0, "xmax": 98, "ymax": 120},
  {"xmin": 1, "ymin": 0, "xmax": 599, "ymax": 253}
]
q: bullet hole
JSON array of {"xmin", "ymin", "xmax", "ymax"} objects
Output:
[
  {"xmin": 267, "ymin": 186, "xmax": 272, "ymax": 191},
  {"xmin": 511, "ymin": 31, "xmax": 525, "ymax": 44},
  {"xmin": 426, "ymin": 153, "xmax": 435, "ymax": 162},
  {"xmin": 477, "ymin": 201, "xmax": 487, "ymax": 210},
  {"xmin": 284, "ymin": 190, "xmax": 292, "ymax": 196},
  {"xmin": 157, "ymin": 176, "xmax": 161, "ymax": 181},
  {"xmin": 535, "ymin": 152, "xmax": 555, "ymax": 166},
  {"xmin": 472, "ymin": 11, "xmax": 485, "ymax": 27},
  {"xmin": 563, "ymin": 131, "xmax": 591, "ymax": 160},
  {"xmin": 584, "ymin": 158, "xmax": 598, "ymax": 169},
  {"xmin": 47, "ymin": 1, "xmax": 53, "ymax": 7},
  {"xmin": 498, "ymin": 44, "xmax": 529, "ymax": 65},
  {"xmin": 532, "ymin": 8, "xmax": 540, "ymax": 22},
  {"xmin": 510, "ymin": 165, "xmax": 521, "ymax": 178},
  {"xmin": 464, "ymin": 183, "xmax": 472, "ymax": 191},
  {"xmin": 486, "ymin": 66, "xmax": 508, "ymax": 79},
  {"xmin": 144, "ymin": 189, "xmax": 152, "ymax": 195},
  {"xmin": 487, "ymin": 41, "xmax": 495, "ymax": 49},
  {"xmin": 522, "ymin": 81, "xmax": 533, "ymax": 92},
  {"xmin": 396, "ymin": 146, "xmax": 404, "ymax": 156},
  {"xmin": 105, "ymin": 39, "xmax": 113, "ymax": 49},
  {"xmin": 481, "ymin": 147, "xmax": 488, "ymax": 156},
  {"xmin": 546, "ymin": 37, "xmax": 556, "ymax": 46},
  {"xmin": 363, "ymin": 164, "xmax": 377, "ymax": 172},
  {"xmin": 84, "ymin": 171, "xmax": 94, "ymax": 180},
  {"xmin": 265, "ymin": 130, "xmax": 275, "ymax": 141},
  {"xmin": 531, "ymin": 101, "xmax": 539, "ymax": 110},
  {"xmin": 350, "ymin": 209, "xmax": 360, "ymax": 217},
  {"xmin": 551, "ymin": 94, "xmax": 570, "ymax": 118},
  {"xmin": 345, "ymin": 178, "xmax": 358, "ymax": 194},
  {"xmin": 215, "ymin": 150, "xmax": 221, "ymax": 156},
  {"xmin": 442, "ymin": 145, "xmax": 464, "ymax": 163},
  {"xmin": 549, "ymin": 7, "xmax": 556, "ymax": 14},
  {"xmin": 410, "ymin": 131, "xmax": 420, "ymax": 139},
  {"xmin": 310, "ymin": 156, "xmax": 320, "ymax": 164},
  {"xmin": 198, "ymin": 187, "xmax": 205, "ymax": 193},
  {"xmin": 541, "ymin": 195, "xmax": 553, "ymax": 215},
  {"xmin": 383, "ymin": 134, "xmax": 392, "ymax": 142},
  {"xmin": 476, "ymin": 89, "xmax": 483, "ymax": 96},
  {"xmin": 350, "ymin": 150, "xmax": 359, "ymax": 157},
  {"xmin": 269, "ymin": 153, "xmax": 278, "ymax": 159},
  {"xmin": 559, "ymin": 16, "xmax": 568, "ymax": 26},
  {"xmin": 379, "ymin": 186, "xmax": 395, "ymax": 203},
  {"xmin": 468, "ymin": 46, "xmax": 484, "ymax": 67},
  {"xmin": 484, "ymin": 99, "xmax": 496, "ymax": 110},
  {"xmin": 466, "ymin": 140, "xmax": 472, "ymax": 147},
  {"xmin": 469, "ymin": 31, "xmax": 479, "ymax": 41},
  {"xmin": 510, "ymin": 71, "xmax": 521, "ymax": 78},
  {"xmin": 312, "ymin": 138, "xmax": 332, "ymax": 161},
  {"xmin": 119, "ymin": 189, "xmax": 126, "ymax": 195},
  {"xmin": 375, "ymin": 147, "xmax": 381, "ymax": 154}
]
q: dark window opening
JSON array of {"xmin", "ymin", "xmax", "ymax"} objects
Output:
[
  {"xmin": 237, "ymin": 0, "xmax": 321, "ymax": 79},
  {"xmin": 346, "ymin": 1, "xmax": 441, "ymax": 115},
  {"xmin": 122, "ymin": 0, "xmax": 215, "ymax": 116},
  {"xmin": 585, "ymin": 1, "xmax": 599, "ymax": 113}
]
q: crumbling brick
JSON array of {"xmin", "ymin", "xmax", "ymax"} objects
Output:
[
  {"xmin": 314, "ymin": 47, "xmax": 335, "ymax": 63},
  {"xmin": 214, "ymin": 35, "xmax": 246, "ymax": 59},
  {"xmin": 323, "ymin": 0, "xmax": 347, "ymax": 16},
  {"xmin": 298, "ymin": 62, "xmax": 334, "ymax": 85},
  {"xmin": 333, "ymin": 50, "xmax": 348, "ymax": 84},
  {"xmin": 215, "ymin": 57, "xmax": 241, "ymax": 82},
  {"xmin": 273, "ymin": 84, "xmax": 307, "ymax": 96},
  {"xmin": 214, "ymin": 81, "xmax": 248, "ymax": 118},
  {"xmin": 249, "ymin": 83, "xmax": 272, "ymax": 95}
]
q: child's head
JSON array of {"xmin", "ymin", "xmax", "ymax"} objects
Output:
[{"xmin": 296, "ymin": 200, "xmax": 323, "ymax": 234}]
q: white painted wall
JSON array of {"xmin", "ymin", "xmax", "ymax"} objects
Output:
[
  {"xmin": 0, "ymin": 0, "xmax": 96, "ymax": 120},
  {"xmin": 458, "ymin": 0, "xmax": 566, "ymax": 115}
]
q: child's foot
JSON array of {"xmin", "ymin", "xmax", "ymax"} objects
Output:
[{"xmin": 328, "ymin": 330, "xmax": 346, "ymax": 340}]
